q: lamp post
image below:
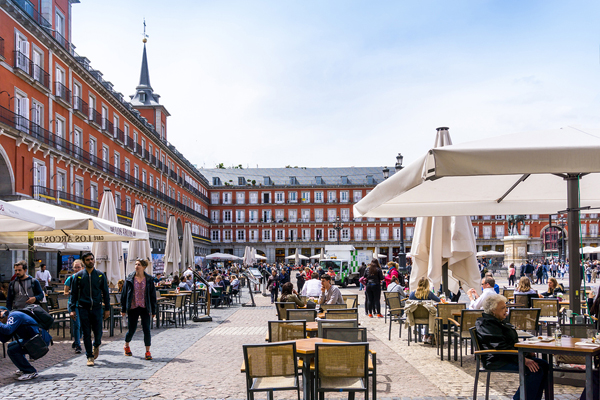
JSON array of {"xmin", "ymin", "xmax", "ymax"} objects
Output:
[
  {"xmin": 333, "ymin": 216, "xmax": 344, "ymax": 245},
  {"xmin": 558, "ymin": 216, "xmax": 567, "ymax": 263}
]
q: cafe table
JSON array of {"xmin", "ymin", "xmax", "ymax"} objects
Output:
[
  {"xmin": 515, "ymin": 337, "xmax": 600, "ymax": 400},
  {"xmin": 294, "ymin": 338, "xmax": 343, "ymax": 400}
]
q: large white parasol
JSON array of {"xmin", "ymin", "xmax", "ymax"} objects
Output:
[
  {"xmin": 91, "ymin": 190, "xmax": 124, "ymax": 286},
  {"xmin": 125, "ymin": 204, "xmax": 152, "ymax": 276}
]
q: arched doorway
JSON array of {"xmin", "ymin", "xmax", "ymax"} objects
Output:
[{"xmin": 0, "ymin": 145, "xmax": 15, "ymax": 197}]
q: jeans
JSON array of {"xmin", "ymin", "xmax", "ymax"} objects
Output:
[
  {"xmin": 270, "ymin": 289, "xmax": 278, "ymax": 303},
  {"xmin": 79, "ymin": 307, "xmax": 104, "ymax": 358},
  {"xmin": 500, "ymin": 357, "xmax": 548, "ymax": 400},
  {"xmin": 365, "ymin": 283, "xmax": 381, "ymax": 314},
  {"xmin": 125, "ymin": 307, "xmax": 152, "ymax": 347},
  {"xmin": 508, "ymin": 275, "xmax": 516, "ymax": 286},
  {"xmin": 8, "ymin": 331, "xmax": 51, "ymax": 374},
  {"xmin": 70, "ymin": 306, "xmax": 81, "ymax": 348}
]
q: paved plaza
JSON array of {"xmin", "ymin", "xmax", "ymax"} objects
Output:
[{"xmin": 0, "ymin": 275, "xmax": 591, "ymax": 400}]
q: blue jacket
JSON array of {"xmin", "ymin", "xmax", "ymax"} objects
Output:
[
  {"xmin": 6, "ymin": 276, "xmax": 45, "ymax": 311},
  {"xmin": 0, "ymin": 310, "xmax": 51, "ymax": 344}
]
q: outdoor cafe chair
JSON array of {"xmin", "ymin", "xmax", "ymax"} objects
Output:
[
  {"xmin": 532, "ymin": 298, "xmax": 560, "ymax": 335},
  {"xmin": 342, "ymin": 294, "xmax": 358, "ymax": 309},
  {"xmin": 242, "ymin": 341, "xmax": 301, "ymax": 400},
  {"xmin": 324, "ymin": 308, "xmax": 358, "ymax": 320},
  {"xmin": 161, "ymin": 294, "xmax": 186, "ymax": 328},
  {"xmin": 314, "ymin": 342, "xmax": 369, "ymax": 400},
  {"xmin": 407, "ymin": 303, "xmax": 434, "ymax": 346},
  {"xmin": 223, "ymin": 285, "xmax": 233, "ymax": 307},
  {"xmin": 384, "ymin": 293, "xmax": 405, "ymax": 340},
  {"xmin": 275, "ymin": 302, "xmax": 297, "ymax": 320},
  {"xmin": 319, "ymin": 304, "xmax": 346, "ymax": 312},
  {"xmin": 286, "ymin": 309, "xmax": 317, "ymax": 322},
  {"xmin": 267, "ymin": 320, "xmax": 307, "ymax": 342},
  {"xmin": 507, "ymin": 308, "xmax": 540, "ymax": 338},
  {"xmin": 317, "ymin": 319, "xmax": 358, "ymax": 338},
  {"xmin": 502, "ymin": 288, "xmax": 514, "ymax": 300},
  {"xmin": 448, "ymin": 309, "xmax": 483, "ymax": 366},
  {"xmin": 514, "ymin": 293, "xmax": 536, "ymax": 308},
  {"xmin": 550, "ymin": 322, "xmax": 597, "ymax": 372},
  {"xmin": 435, "ymin": 302, "xmax": 466, "ymax": 360},
  {"xmin": 469, "ymin": 327, "xmax": 519, "ymax": 400}
]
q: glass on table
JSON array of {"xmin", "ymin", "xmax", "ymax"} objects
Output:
[{"xmin": 587, "ymin": 329, "xmax": 598, "ymax": 343}]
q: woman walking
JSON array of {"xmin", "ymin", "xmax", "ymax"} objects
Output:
[
  {"xmin": 121, "ymin": 259, "xmax": 157, "ymax": 360},
  {"xmin": 364, "ymin": 259, "xmax": 384, "ymax": 318},
  {"xmin": 267, "ymin": 268, "xmax": 280, "ymax": 304},
  {"xmin": 508, "ymin": 263, "xmax": 516, "ymax": 286}
]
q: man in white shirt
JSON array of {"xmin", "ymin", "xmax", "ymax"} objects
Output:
[
  {"xmin": 35, "ymin": 264, "xmax": 51, "ymax": 291},
  {"xmin": 183, "ymin": 266, "xmax": 194, "ymax": 282},
  {"xmin": 301, "ymin": 272, "xmax": 322, "ymax": 297},
  {"xmin": 468, "ymin": 276, "xmax": 496, "ymax": 310}
]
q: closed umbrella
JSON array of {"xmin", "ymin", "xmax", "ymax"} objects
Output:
[
  {"xmin": 295, "ymin": 248, "xmax": 300, "ymax": 266},
  {"xmin": 250, "ymin": 247, "xmax": 259, "ymax": 263},
  {"xmin": 163, "ymin": 215, "xmax": 181, "ymax": 276},
  {"xmin": 181, "ymin": 222, "xmax": 194, "ymax": 270},
  {"xmin": 125, "ymin": 204, "xmax": 152, "ymax": 276},
  {"xmin": 92, "ymin": 190, "xmax": 124, "ymax": 286}
]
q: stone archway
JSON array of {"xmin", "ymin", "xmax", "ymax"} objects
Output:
[{"xmin": 0, "ymin": 144, "xmax": 15, "ymax": 198}]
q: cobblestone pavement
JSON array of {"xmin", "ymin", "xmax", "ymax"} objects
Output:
[{"xmin": 0, "ymin": 275, "xmax": 589, "ymax": 399}]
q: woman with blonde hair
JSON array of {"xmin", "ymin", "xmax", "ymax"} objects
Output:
[
  {"xmin": 541, "ymin": 277, "xmax": 565, "ymax": 298},
  {"xmin": 514, "ymin": 276, "xmax": 537, "ymax": 295},
  {"xmin": 409, "ymin": 277, "xmax": 440, "ymax": 301}
]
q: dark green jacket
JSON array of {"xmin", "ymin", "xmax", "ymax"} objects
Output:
[{"xmin": 68, "ymin": 268, "xmax": 110, "ymax": 312}]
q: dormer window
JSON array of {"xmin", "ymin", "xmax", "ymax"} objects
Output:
[
  {"xmin": 316, "ymin": 176, "xmax": 324, "ymax": 185},
  {"xmin": 366, "ymin": 175, "xmax": 375, "ymax": 184},
  {"xmin": 139, "ymin": 93, "xmax": 146, "ymax": 102},
  {"xmin": 341, "ymin": 176, "xmax": 349, "ymax": 185},
  {"xmin": 212, "ymin": 177, "xmax": 221, "ymax": 186}
]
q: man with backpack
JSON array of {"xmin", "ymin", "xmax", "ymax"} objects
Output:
[
  {"xmin": 68, "ymin": 252, "xmax": 110, "ymax": 367},
  {"xmin": 0, "ymin": 305, "xmax": 52, "ymax": 380},
  {"xmin": 6, "ymin": 261, "xmax": 45, "ymax": 311}
]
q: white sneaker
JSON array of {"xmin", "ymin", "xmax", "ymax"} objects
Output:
[
  {"xmin": 16, "ymin": 372, "xmax": 38, "ymax": 381},
  {"xmin": 15, "ymin": 370, "xmax": 23, "ymax": 377}
]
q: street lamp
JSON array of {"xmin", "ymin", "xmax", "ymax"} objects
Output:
[
  {"xmin": 392, "ymin": 154, "xmax": 406, "ymax": 270},
  {"xmin": 558, "ymin": 216, "xmax": 567, "ymax": 262},
  {"xmin": 333, "ymin": 216, "xmax": 344, "ymax": 245}
]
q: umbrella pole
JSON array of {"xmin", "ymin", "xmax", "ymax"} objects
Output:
[
  {"xmin": 27, "ymin": 232, "xmax": 35, "ymax": 276},
  {"xmin": 567, "ymin": 175, "xmax": 582, "ymax": 314},
  {"xmin": 441, "ymin": 262, "xmax": 450, "ymax": 298}
]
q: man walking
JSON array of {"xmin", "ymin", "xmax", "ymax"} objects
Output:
[
  {"xmin": 35, "ymin": 263, "xmax": 52, "ymax": 292},
  {"xmin": 64, "ymin": 259, "xmax": 83, "ymax": 354},
  {"xmin": 69, "ymin": 252, "xmax": 110, "ymax": 367},
  {"xmin": 6, "ymin": 261, "xmax": 44, "ymax": 311}
]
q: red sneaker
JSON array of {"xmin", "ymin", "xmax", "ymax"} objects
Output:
[
  {"xmin": 124, "ymin": 346, "xmax": 132, "ymax": 356},
  {"xmin": 377, "ymin": 314, "xmax": 383, "ymax": 318},
  {"xmin": 145, "ymin": 351, "xmax": 152, "ymax": 360},
  {"xmin": 368, "ymin": 314, "xmax": 373, "ymax": 318}
]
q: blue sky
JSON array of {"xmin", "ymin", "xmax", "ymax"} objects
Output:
[{"xmin": 72, "ymin": 1, "xmax": 600, "ymax": 169}]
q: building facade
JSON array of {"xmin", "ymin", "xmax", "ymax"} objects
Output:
[{"xmin": 0, "ymin": 0, "xmax": 211, "ymax": 277}]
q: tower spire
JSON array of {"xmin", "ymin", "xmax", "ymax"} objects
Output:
[{"xmin": 130, "ymin": 19, "xmax": 161, "ymax": 106}]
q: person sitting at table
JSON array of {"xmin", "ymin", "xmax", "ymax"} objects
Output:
[
  {"xmin": 117, "ymin": 279, "xmax": 125, "ymax": 293},
  {"xmin": 484, "ymin": 272, "xmax": 500, "ymax": 294},
  {"xmin": 475, "ymin": 294, "xmax": 549, "ymax": 400},
  {"xmin": 540, "ymin": 277, "xmax": 565, "ymax": 298},
  {"xmin": 467, "ymin": 276, "xmax": 495, "ymax": 310},
  {"xmin": 301, "ymin": 272, "xmax": 322, "ymax": 298},
  {"xmin": 279, "ymin": 282, "xmax": 309, "ymax": 308},
  {"xmin": 153, "ymin": 273, "xmax": 163, "ymax": 285},
  {"xmin": 514, "ymin": 276, "xmax": 538, "ymax": 295},
  {"xmin": 386, "ymin": 276, "xmax": 406, "ymax": 299},
  {"xmin": 171, "ymin": 275, "xmax": 180, "ymax": 289},
  {"xmin": 178, "ymin": 276, "xmax": 192, "ymax": 292},
  {"xmin": 318, "ymin": 275, "xmax": 344, "ymax": 306},
  {"xmin": 408, "ymin": 277, "xmax": 439, "ymax": 343},
  {"xmin": 230, "ymin": 275, "xmax": 240, "ymax": 295}
]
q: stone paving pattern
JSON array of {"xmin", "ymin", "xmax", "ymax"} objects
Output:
[{"xmin": 0, "ymin": 275, "xmax": 589, "ymax": 399}]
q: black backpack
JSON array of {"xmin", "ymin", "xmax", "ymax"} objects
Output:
[{"xmin": 16, "ymin": 304, "xmax": 54, "ymax": 331}]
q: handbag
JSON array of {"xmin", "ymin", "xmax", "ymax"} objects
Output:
[
  {"xmin": 22, "ymin": 333, "xmax": 49, "ymax": 360},
  {"xmin": 359, "ymin": 276, "xmax": 367, "ymax": 285}
]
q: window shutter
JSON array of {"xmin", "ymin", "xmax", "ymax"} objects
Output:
[{"xmin": 22, "ymin": 97, "xmax": 29, "ymax": 119}]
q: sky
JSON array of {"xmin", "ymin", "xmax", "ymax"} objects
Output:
[{"xmin": 71, "ymin": 1, "xmax": 600, "ymax": 170}]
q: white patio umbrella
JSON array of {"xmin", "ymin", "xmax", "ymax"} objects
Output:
[
  {"xmin": 0, "ymin": 200, "xmax": 148, "ymax": 243},
  {"xmin": 319, "ymin": 248, "xmax": 325, "ymax": 262},
  {"xmin": 163, "ymin": 215, "xmax": 181, "ymax": 276},
  {"xmin": 254, "ymin": 253, "xmax": 267, "ymax": 261},
  {"xmin": 310, "ymin": 253, "xmax": 323, "ymax": 259},
  {"xmin": 125, "ymin": 204, "xmax": 152, "ymax": 276},
  {"xmin": 355, "ymin": 125, "xmax": 600, "ymax": 312},
  {"xmin": 242, "ymin": 246, "xmax": 251, "ymax": 266},
  {"xmin": 285, "ymin": 253, "xmax": 309, "ymax": 260},
  {"xmin": 205, "ymin": 252, "xmax": 242, "ymax": 261},
  {"xmin": 181, "ymin": 222, "xmax": 195, "ymax": 270},
  {"xmin": 91, "ymin": 190, "xmax": 124, "ymax": 286},
  {"xmin": 0, "ymin": 199, "xmax": 55, "ymax": 232},
  {"xmin": 580, "ymin": 246, "xmax": 600, "ymax": 254},
  {"xmin": 295, "ymin": 248, "xmax": 300, "ymax": 265}
]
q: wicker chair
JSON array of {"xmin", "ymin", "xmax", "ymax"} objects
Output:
[
  {"xmin": 532, "ymin": 298, "xmax": 560, "ymax": 335},
  {"xmin": 161, "ymin": 295, "xmax": 186, "ymax": 328},
  {"xmin": 514, "ymin": 293, "xmax": 536, "ymax": 308},
  {"xmin": 448, "ymin": 309, "xmax": 483, "ymax": 366},
  {"xmin": 317, "ymin": 319, "xmax": 358, "ymax": 337},
  {"xmin": 502, "ymin": 288, "xmax": 514, "ymax": 300},
  {"xmin": 321, "ymin": 327, "xmax": 367, "ymax": 342},
  {"xmin": 268, "ymin": 320, "xmax": 307, "ymax": 342},
  {"xmin": 275, "ymin": 302, "xmax": 297, "ymax": 320},
  {"xmin": 286, "ymin": 309, "xmax": 317, "ymax": 322},
  {"xmin": 435, "ymin": 303, "xmax": 466, "ymax": 360},
  {"xmin": 314, "ymin": 342, "xmax": 369, "ymax": 400},
  {"xmin": 342, "ymin": 294, "xmax": 358, "ymax": 309},
  {"xmin": 406, "ymin": 303, "xmax": 434, "ymax": 346},
  {"xmin": 384, "ymin": 292, "xmax": 405, "ymax": 340},
  {"xmin": 550, "ymin": 323, "xmax": 596, "ymax": 369},
  {"xmin": 324, "ymin": 308, "xmax": 358, "ymax": 320},
  {"xmin": 507, "ymin": 308, "xmax": 540, "ymax": 337},
  {"xmin": 242, "ymin": 341, "xmax": 301, "ymax": 400},
  {"xmin": 320, "ymin": 304, "xmax": 346, "ymax": 312},
  {"xmin": 469, "ymin": 327, "xmax": 519, "ymax": 400}
]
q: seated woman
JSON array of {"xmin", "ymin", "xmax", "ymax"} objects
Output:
[
  {"xmin": 171, "ymin": 275, "xmax": 180, "ymax": 289},
  {"xmin": 178, "ymin": 276, "xmax": 192, "ymax": 291},
  {"xmin": 514, "ymin": 276, "xmax": 538, "ymax": 295},
  {"xmin": 408, "ymin": 277, "xmax": 440, "ymax": 343},
  {"xmin": 540, "ymin": 277, "xmax": 565, "ymax": 298},
  {"xmin": 386, "ymin": 276, "xmax": 406, "ymax": 299},
  {"xmin": 279, "ymin": 282, "xmax": 307, "ymax": 308},
  {"xmin": 230, "ymin": 275, "xmax": 240, "ymax": 295},
  {"xmin": 475, "ymin": 294, "xmax": 549, "ymax": 400}
]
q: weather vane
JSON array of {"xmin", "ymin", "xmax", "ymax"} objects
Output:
[{"xmin": 142, "ymin": 18, "xmax": 149, "ymax": 43}]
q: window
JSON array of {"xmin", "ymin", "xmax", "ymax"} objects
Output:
[
  {"xmin": 340, "ymin": 191, "xmax": 349, "ymax": 203},
  {"xmin": 250, "ymin": 192, "xmax": 258, "ymax": 204},
  {"xmin": 262, "ymin": 192, "xmax": 271, "ymax": 204},
  {"xmin": 249, "ymin": 210, "xmax": 258, "ymax": 223},
  {"xmin": 262, "ymin": 210, "xmax": 272, "ymax": 222},
  {"xmin": 520, "ymin": 225, "xmax": 530, "ymax": 236},
  {"xmin": 134, "ymin": 165, "xmax": 139, "ymax": 181},
  {"xmin": 354, "ymin": 228, "xmax": 363, "ymax": 241},
  {"xmin": 89, "ymin": 137, "xmax": 97, "ymax": 163},
  {"xmin": 15, "ymin": 33, "xmax": 29, "ymax": 72},
  {"xmin": 495, "ymin": 226, "xmax": 504, "ymax": 238},
  {"xmin": 124, "ymin": 124, "xmax": 129, "ymax": 145},
  {"xmin": 211, "ymin": 193, "xmax": 220, "ymax": 204},
  {"xmin": 211, "ymin": 210, "xmax": 219, "ymax": 223},
  {"xmin": 211, "ymin": 230, "xmax": 220, "ymax": 242},
  {"xmin": 301, "ymin": 191, "xmax": 310, "ymax": 203},
  {"xmin": 328, "ymin": 229, "xmax": 336, "ymax": 242},
  {"xmin": 236, "ymin": 192, "xmax": 245, "ymax": 204},
  {"xmin": 55, "ymin": 10, "xmax": 65, "ymax": 38},
  {"xmin": 473, "ymin": 226, "xmax": 479, "ymax": 238},
  {"xmin": 249, "ymin": 230, "xmax": 258, "ymax": 242},
  {"xmin": 73, "ymin": 177, "xmax": 82, "ymax": 199},
  {"xmin": 380, "ymin": 227, "xmax": 389, "ymax": 241},
  {"xmin": 288, "ymin": 192, "xmax": 297, "ymax": 203},
  {"xmin": 315, "ymin": 229, "xmax": 323, "ymax": 241},
  {"xmin": 125, "ymin": 196, "xmax": 131, "ymax": 213},
  {"xmin": 328, "ymin": 191, "xmax": 336, "ymax": 203},
  {"xmin": 341, "ymin": 228, "xmax": 350, "ymax": 241},
  {"xmin": 102, "ymin": 145, "xmax": 109, "ymax": 170},
  {"xmin": 315, "ymin": 191, "xmax": 323, "ymax": 203},
  {"xmin": 236, "ymin": 210, "xmax": 245, "ymax": 223},
  {"xmin": 276, "ymin": 229, "xmax": 285, "ymax": 242},
  {"xmin": 223, "ymin": 230, "xmax": 232, "ymax": 242},
  {"xmin": 275, "ymin": 192, "xmax": 284, "ymax": 203},
  {"xmin": 315, "ymin": 209, "xmax": 323, "ymax": 222},
  {"xmin": 302, "ymin": 229, "xmax": 311, "ymax": 241},
  {"xmin": 262, "ymin": 229, "xmax": 272, "ymax": 242},
  {"xmin": 32, "ymin": 48, "xmax": 43, "ymax": 84},
  {"xmin": 114, "ymin": 193, "xmax": 121, "ymax": 210},
  {"xmin": 341, "ymin": 208, "xmax": 350, "ymax": 222},
  {"xmin": 32, "ymin": 160, "xmax": 46, "ymax": 198},
  {"xmin": 367, "ymin": 228, "xmax": 376, "ymax": 241},
  {"xmin": 406, "ymin": 227, "xmax": 414, "ymax": 240},
  {"xmin": 591, "ymin": 224, "xmax": 599, "ymax": 238},
  {"xmin": 90, "ymin": 184, "xmax": 98, "ymax": 204},
  {"xmin": 275, "ymin": 209, "xmax": 284, "ymax": 222},
  {"xmin": 353, "ymin": 191, "xmax": 363, "ymax": 202},
  {"xmin": 301, "ymin": 209, "xmax": 310, "ymax": 222},
  {"xmin": 327, "ymin": 209, "xmax": 336, "ymax": 222},
  {"xmin": 88, "ymin": 95, "xmax": 96, "ymax": 119},
  {"xmin": 141, "ymin": 138, "xmax": 146, "ymax": 157},
  {"xmin": 288, "ymin": 209, "xmax": 297, "ymax": 223},
  {"xmin": 237, "ymin": 230, "xmax": 246, "ymax": 242},
  {"xmin": 223, "ymin": 192, "xmax": 232, "ymax": 204},
  {"xmin": 483, "ymin": 226, "xmax": 492, "ymax": 239},
  {"xmin": 55, "ymin": 116, "xmax": 66, "ymax": 140},
  {"xmin": 14, "ymin": 91, "xmax": 28, "ymax": 132},
  {"xmin": 101, "ymin": 106, "xmax": 108, "ymax": 130},
  {"xmin": 288, "ymin": 229, "xmax": 297, "ymax": 241}
]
